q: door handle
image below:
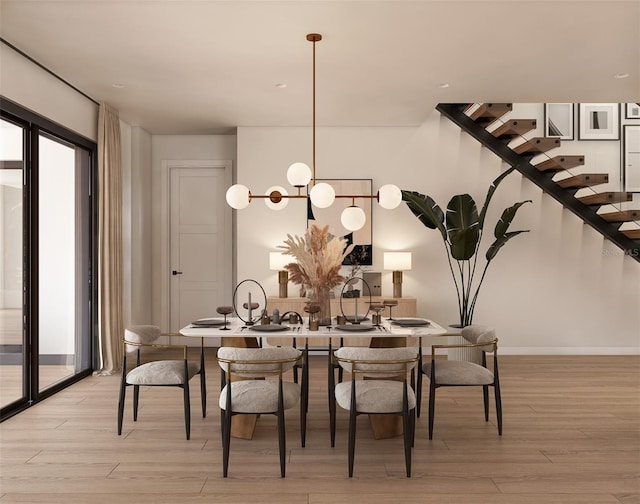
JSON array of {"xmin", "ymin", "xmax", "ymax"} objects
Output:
[{"xmin": 172, "ymin": 270, "xmax": 183, "ymax": 275}]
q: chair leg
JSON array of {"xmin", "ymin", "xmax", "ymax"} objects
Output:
[
  {"xmin": 348, "ymin": 408, "xmax": 357, "ymax": 478},
  {"xmin": 222, "ymin": 409, "xmax": 232, "ymax": 477},
  {"xmin": 117, "ymin": 381, "xmax": 126, "ymax": 435},
  {"xmin": 403, "ymin": 411, "xmax": 412, "ymax": 478},
  {"xmin": 494, "ymin": 381, "xmax": 503, "ymax": 436},
  {"xmin": 133, "ymin": 385, "xmax": 140, "ymax": 421},
  {"xmin": 483, "ymin": 384, "xmax": 489, "ymax": 421},
  {"xmin": 278, "ymin": 392, "xmax": 287, "ymax": 477},
  {"xmin": 428, "ymin": 381, "xmax": 436, "ymax": 440},
  {"xmin": 200, "ymin": 366, "xmax": 207, "ymax": 419},
  {"xmin": 183, "ymin": 382, "xmax": 191, "ymax": 440},
  {"xmin": 416, "ymin": 366, "xmax": 423, "ymax": 418}
]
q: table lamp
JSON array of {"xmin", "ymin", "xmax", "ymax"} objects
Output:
[
  {"xmin": 384, "ymin": 251, "xmax": 412, "ymax": 298},
  {"xmin": 269, "ymin": 252, "xmax": 291, "ymax": 298}
]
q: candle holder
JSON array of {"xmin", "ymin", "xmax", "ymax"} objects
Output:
[{"xmin": 232, "ymin": 279, "xmax": 267, "ymax": 326}]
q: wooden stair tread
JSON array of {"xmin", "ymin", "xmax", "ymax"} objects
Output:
[
  {"xmin": 622, "ymin": 228, "xmax": 640, "ymax": 239},
  {"xmin": 577, "ymin": 192, "xmax": 633, "ymax": 205},
  {"xmin": 599, "ymin": 210, "xmax": 640, "ymax": 222},
  {"xmin": 535, "ymin": 155, "xmax": 585, "ymax": 171},
  {"xmin": 512, "ymin": 137, "xmax": 561, "ymax": 155},
  {"xmin": 466, "ymin": 103, "xmax": 512, "ymax": 125},
  {"xmin": 491, "ymin": 119, "xmax": 537, "ymax": 140},
  {"xmin": 556, "ymin": 173, "xmax": 609, "ymax": 189}
]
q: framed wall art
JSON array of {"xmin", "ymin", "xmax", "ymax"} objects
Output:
[
  {"xmin": 307, "ymin": 178, "xmax": 373, "ymax": 265},
  {"xmin": 544, "ymin": 103, "xmax": 574, "ymax": 140},
  {"xmin": 578, "ymin": 103, "xmax": 620, "ymax": 140},
  {"xmin": 623, "ymin": 125, "xmax": 640, "ymax": 192},
  {"xmin": 626, "ymin": 103, "xmax": 640, "ymax": 120}
]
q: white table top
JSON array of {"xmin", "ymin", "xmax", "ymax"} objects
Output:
[{"xmin": 180, "ymin": 317, "xmax": 447, "ymax": 340}]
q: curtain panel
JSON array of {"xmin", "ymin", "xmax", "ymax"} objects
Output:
[{"xmin": 97, "ymin": 102, "xmax": 124, "ymax": 375}]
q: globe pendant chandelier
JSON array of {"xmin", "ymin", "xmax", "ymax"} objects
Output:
[{"xmin": 225, "ymin": 33, "xmax": 402, "ymax": 231}]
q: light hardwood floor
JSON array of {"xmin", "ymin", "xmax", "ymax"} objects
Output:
[{"xmin": 0, "ymin": 354, "xmax": 638, "ymax": 503}]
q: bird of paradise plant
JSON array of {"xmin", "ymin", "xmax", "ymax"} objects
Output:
[{"xmin": 402, "ymin": 166, "xmax": 531, "ymax": 327}]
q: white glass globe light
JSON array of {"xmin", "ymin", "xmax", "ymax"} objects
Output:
[
  {"xmin": 264, "ymin": 186, "xmax": 289, "ymax": 210},
  {"xmin": 309, "ymin": 182, "xmax": 335, "ymax": 208},
  {"xmin": 341, "ymin": 205, "xmax": 366, "ymax": 231},
  {"xmin": 225, "ymin": 184, "xmax": 250, "ymax": 209},
  {"xmin": 377, "ymin": 184, "xmax": 402, "ymax": 209},
  {"xmin": 287, "ymin": 162, "xmax": 312, "ymax": 187}
]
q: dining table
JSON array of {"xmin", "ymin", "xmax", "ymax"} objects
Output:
[{"xmin": 180, "ymin": 316, "xmax": 447, "ymax": 439}]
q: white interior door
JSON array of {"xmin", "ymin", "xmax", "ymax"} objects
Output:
[{"xmin": 169, "ymin": 166, "xmax": 230, "ymax": 333}]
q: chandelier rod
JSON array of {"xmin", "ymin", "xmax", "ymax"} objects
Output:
[{"xmin": 308, "ymin": 33, "xmax": 321, "ymax": 186}]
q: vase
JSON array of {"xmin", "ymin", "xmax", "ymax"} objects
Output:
[{"xmin": 309, "ymin": 287, "xmax": 332, "ymax": 326}]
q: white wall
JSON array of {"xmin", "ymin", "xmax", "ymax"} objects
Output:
[
  {"xmin": 150, "ymin": 135, "xmax": 237, "ymax": 328},
  {"xmin": 236, "ymin": 113, "xmax": 640, "ymax": 354},
  {"xmin": 0, "ymin": 44, "xmax": 98, "ymax": 141}
]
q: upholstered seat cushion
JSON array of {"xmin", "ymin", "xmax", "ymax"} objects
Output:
[
  {"xmin": 423, "ymin": 360, "xmax": 494, "ymax": 386},
  {"xmin": 126, "ymin": 360, "xmax": 200, "ymax": 385},
  {"xmin": 335, "ymin": 380, "xmax": 416, "ymax": 413},
  {"xmin": 219, "ymin": 380, "xmax": 301, "ymax": 413}
]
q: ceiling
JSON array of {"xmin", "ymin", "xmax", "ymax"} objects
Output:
[{"xmin": 1, "ymin": 0, "xmax": 638, "ymax": 135}]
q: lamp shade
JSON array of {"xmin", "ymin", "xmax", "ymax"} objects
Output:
[
  {"xmin": 269, "ymin": 252, "xmax": 291, "ymax": 270},
  {"xmin": 264, "ymin": 186, "xmax": 289, "ymax": 210},
  {"xmin": 378, "ymin": 184, "xmax": 402, "ymax": 209},
  {"xmin": 287, "ymin": 162, "xmax": 312, "ymax": 187},
  {"xmin": 384, "ymin": 251, "xmax": 412, "ymax": 271},
  {"xmin": 341, "ymin": 205, "xmax": 366, "ymax": 231},
  {"xmin": 309, "ymin": 182, "xmax": 335, "ymax": 208},
  {"xmin": 225, "ymin": 184, "xmax": 250, "ymax": 209}
]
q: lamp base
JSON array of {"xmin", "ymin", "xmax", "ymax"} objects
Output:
[
  {"xmin": 278, "ymin": 270, "xmax": 288, "ymax": 298},
  {"xmin": 392, "ymin": 270, "xmax": 403, "ymax": 298}
]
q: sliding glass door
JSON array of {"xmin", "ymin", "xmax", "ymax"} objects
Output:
[{"xmin": 0, "ymin": 102, "xmax": 96, "ymax": 419}]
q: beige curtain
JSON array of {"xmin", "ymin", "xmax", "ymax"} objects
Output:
[{"xmin": 96, "ymin": 102, "xmax": 124, "ymax": 375}]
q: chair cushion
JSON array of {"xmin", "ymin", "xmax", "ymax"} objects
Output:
[
  {"xmin": 219, "ymin": 380, "xmax": 301, "ymax": 413},
  {"xmin": 126, "ymin": 360, "xmax": 200, "ymax": 385},
  {"xmin": 217, "ymin": 346, "xmax": 301, "ymax": 378},
  {"xmin": 461, "ymin": 325, "xmax": 496, "ymax": 352},
  {"xmin": 423, "ymin": 360, "xmax": 494, "ymax": 385},
  {"xmin": 335, "ymin": 380, "xmax": 416, "ymax": 413},
  {"xmin": 334, "ymin": 347, "xmax": 418, "ymax": 375},
  {"xmin": 125, "ymin": 325, "xmax": 161, "ymax": 353}
]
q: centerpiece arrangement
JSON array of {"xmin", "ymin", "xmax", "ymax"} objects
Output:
[{"xmin": 279, "ymin": 224, "xmax": 354, "ymax": 325}]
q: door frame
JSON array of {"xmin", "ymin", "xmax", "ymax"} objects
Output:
[{"xmin": 159, "ymin": 159, "xmax": 233, "ymax": 332}]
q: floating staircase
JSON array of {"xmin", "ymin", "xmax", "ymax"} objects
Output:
[{"xmin": 437, "ymin": 103, "xmax": 640, "ymax": 262}]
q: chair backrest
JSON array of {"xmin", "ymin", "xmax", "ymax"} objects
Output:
[
  {"xmin": 461, "ymin": 325, "xmax": 497, "ymax": 353},
  {"xmin": 334, "ymin": 347, "xmax": 418, "ymax": 377},
  {"xmin": 217, "ymin": 346, "xmax": 302, "ymax": 379},
  {"xmin": 124, "ymin": 325, "xmax": 161, "ymax": 353}
]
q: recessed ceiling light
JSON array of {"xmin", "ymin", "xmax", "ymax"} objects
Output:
[
  {"xmin": 275, "ymin": 83, "xmax": 287, "ymax": 89},
  {"xmin": 438, "ymin": 83, "xmax": 450, "ymax": 89},
  {"xmin": 613, "ymin": 73, "xmax": 629, "ymax": 79},
  {"xmin": 111, "ymin": 83, "xmax": 125, "ymax": 88}
]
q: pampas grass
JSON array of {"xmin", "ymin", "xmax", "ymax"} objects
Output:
[{"xmin": 279, "ymin": 224, "xmax": 354, "ymax": 294}]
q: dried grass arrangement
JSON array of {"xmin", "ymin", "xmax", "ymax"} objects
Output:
[{"xmin": 279, "ymin": 224, "xmax": 354, "ymax": 295}]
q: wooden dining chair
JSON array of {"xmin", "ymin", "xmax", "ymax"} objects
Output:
[
  {"xmin": 117, "ymin": 325, "xmax": 206, "ymax": 440},
  {"xmin": 217, "ymin": 346, "xmax": 307, "ymax": 477},
  {"xmin": 330, "ymin": 346, "xmax": 419, "ymax": 477}
]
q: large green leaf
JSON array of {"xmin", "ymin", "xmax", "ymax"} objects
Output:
[
  {"xmin": 401, "ymin": 190, "xmax": 446, "ymax": 240},
  {"xmin": 478, "ymin": 165, "xmax": 517, "ymax": 228},
  {"xmin": 446, "ymin": 194, "xmax": 479, "ymax": 260},
  {"xmin": 486, "ymin": 230, "xmax": 529, "ymax": 262},
  {"xmin": 494, "ymin": 200, "xmax": 532, "ymax": 238}
]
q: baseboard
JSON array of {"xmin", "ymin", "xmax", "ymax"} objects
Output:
[{"xmin": 497, "ymin": 346, "xmax": 639, "ymax": 356}]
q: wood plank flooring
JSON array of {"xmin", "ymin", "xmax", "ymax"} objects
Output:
[{"xmin": 0, "ymin": 354, "xmax": 638, "ymax": 503}]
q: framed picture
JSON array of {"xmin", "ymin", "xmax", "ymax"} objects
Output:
[
  {"xmin": 626, "ymin": 103, "xmax": 640, "ymax": 120},
  {"xmin": 307, "ymin": 179, "xmax": 373, "ymax": 265},
  {"xmin": 544, "ymin": 103, "xmax": 574, "ymax": 140},
  {"xmin": 578, "ymin": 103, "xmax": 620, "ymax": 140},
  {"xmin": 623, "ymin": 125, "xmax": 640, "ymax": 192}
]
